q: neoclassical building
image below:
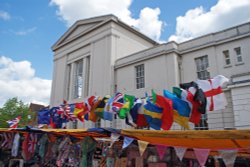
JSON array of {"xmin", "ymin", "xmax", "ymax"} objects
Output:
[{"xmin": 50, "ymin": 15, "xmax": 250, "ymax": 130}]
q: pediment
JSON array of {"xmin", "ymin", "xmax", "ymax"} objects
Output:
[
  {"xmin": 52, "ymin": 14, "xmax": 158, "ymax": 51},
  {"xmin": 52, "ymin": 15, "xmax": 116, "ymax": 50},
  {"xmin": 57, "ymin": 22, "xmax": 101, "ymax": 46}
]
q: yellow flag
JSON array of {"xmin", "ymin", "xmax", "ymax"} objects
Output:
[
  {"xmin": 138, "ymin": 140, "xmax": 149, "ymax": 156},
  {"xmin": 173, "ymin": 110, "xmax": 190, "ymax": 129}
]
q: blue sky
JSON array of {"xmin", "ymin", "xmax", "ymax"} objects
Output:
[{"xmin": 0, "ymin": 0, "xmax": 250, "ymax": 105}]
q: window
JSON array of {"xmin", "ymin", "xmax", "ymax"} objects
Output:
[
  {"xmin": 66, "ymin": 64, "xmax": 72, "ymax": 100},
  {"xmin": 135, "ymin": 64, "xmax": 145, "ymax": 89},
  {"xmin": 223, "ymin": 50, "xmax": 231, "ymax": 65},
  {"xmin": 195, "ymin": 114, "xmax": 208, "ymax": 130},
  {"xmin": 234, "ymin": 47, "xmax": 243, "ymax": 63},
  {"xmin": 195, "ymin": 55, "xmax": 210, "ymax": 80},
  {"xmin": 67, "ymin": 56, "xmax": 90, "ymax": 100},
  {"xmin": 73, "ymin": 59, "xmax": 83, "ymax": 98}
]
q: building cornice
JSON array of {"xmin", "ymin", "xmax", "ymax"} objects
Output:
[
  {"xmin": 114, "ymin": 22, "xmax": 250, "ymax": 68},
  {"xmin": 52, "ymin": 15, "xmax": 158, "ymax": 52}
]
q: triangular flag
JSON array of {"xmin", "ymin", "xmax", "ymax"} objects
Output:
[
  {"xmin": 219, "ymin": 149, "xmax": 238, "ymax": 167},
  {"xmin": 174, "ymin": 146, "xmax": 187, "ymax": 161},
  {"xmin": 156, "ymin": 145, "xmax": 167, "ymax": 160},
  {"xmin": 138, "ymin": 140, "xmax": 149, "ymax": 156},
  {"xmin": 193, "ymin": 148, "xmax": 210, "ymax": 167},
  {"xmin": 110, "ymin": 133, "xmax": 120, "ymax": 147},
  {"xmin": 122, "ymin": 137, "xmax": 134, "ymax": 149}
]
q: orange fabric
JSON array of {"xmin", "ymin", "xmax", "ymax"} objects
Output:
[{"xmin": 121, "ymin": 129, "xmax": 250, "ymax": 150}]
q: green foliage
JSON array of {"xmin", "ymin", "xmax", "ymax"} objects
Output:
[{"xmin": 0, "ymin": 97, "xmax": 35, "ymax": 128}]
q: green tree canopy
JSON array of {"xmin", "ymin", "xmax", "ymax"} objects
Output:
[{"xmin": 0, "ymin": 97, "xmax": 35, "ymax": 128}]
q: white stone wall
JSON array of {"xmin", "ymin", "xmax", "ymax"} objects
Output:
[
  {"xmin": 115, "ymin": 52, "xmax": 180, "ymax": 97},
  {"xmin": 230, "ymin": 83, "xmax": 250, "ymax": 129},
  {"xmin": 207, "ymin": 90, "xmax": 235, "ymax": 129},
  {"xmin": 51, "ymin": 16, "xmax": 250, "ymax": 130}
]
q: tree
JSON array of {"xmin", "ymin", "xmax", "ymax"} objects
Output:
[{"xmin": 0, "ymin": 97, "xmax": 35, "ymax": 128}]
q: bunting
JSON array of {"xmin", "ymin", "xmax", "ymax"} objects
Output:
[
  {"xmin": 219, "ymin": 149, "xmax": 238, "ymax": 167},
  {"xmin": 156, "ymin": 145, "xmax": 167, "ymax": 160},
  {"xmin": 138, "ymin": 140, "xmax": 149, "ymax": 156},
  {"xmin": 193, "ymin": 148, "xmax": 210, "ymax": 167},
  {"xmin": 122, "ymin": 137, "xmax": 134, "ymax": 149},
  {"xmin": 174, "ymin": 146, "xmax": 187, "ymax": 161}
]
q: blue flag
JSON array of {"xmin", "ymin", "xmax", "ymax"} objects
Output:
[
  {"xmin": 38, "ymin": 109, "xmax": 51, "ymax": 125},
  {"xmin": 144, "ymin": 100, "xmax": 163, "ymax": 130},
  {"xmin": 122, "ymin": 137, "xmax": 134, "ymax": 149},
  {"xmin": 163, "ymin": 90, "xmax": 190, "ymax": 117}
]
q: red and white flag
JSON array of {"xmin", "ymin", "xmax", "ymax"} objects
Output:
[
  {"xmin": 197, "ymin": 75, "xmax": 229, "ymax": 111},
  {"xmin": 6, "ymin": 116, "xmax": 21, "ymax": 128}
]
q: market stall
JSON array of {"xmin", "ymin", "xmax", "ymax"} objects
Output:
[{"xmin": 1, "ymin": 128, "xmax": 250, "ymax": 167}]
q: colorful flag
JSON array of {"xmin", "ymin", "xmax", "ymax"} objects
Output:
[
  {"xmin": 180, "ymin": 81, "xmax": 207, "ymax": 114},
  {"xmin": 85, "ymin": 96, "xmax": 101, "ymax": 122},
  {"xmin": 118, "ymin": 94, "xmax": 135, "ymax": 119},
  {"xmin": 163, "ymin": 90, "xmax": 190, "ymax": 117},
  {"xmin": 196, "ymin": 75, "xmax": 229, "ymax": 111},
  {"xmin": 111, "ymin": 92, "xmax": 124, "ymax": 113},
  {"xmin": 63, "ymin": 100, "xmax": 77, "ymax": 121},
  {"xmin": 6, "ymin": 116, "xmax": 21, "ymax": 128},
  {"xmin": 126, "ymin": 98, "xmax": 143, "ymax": 127},
  {"xmin": 136, "ymin": 99, "xmax": 148, "ymax": 128},
  {"xmin": 103, "ymin": 97, "xmax": 114, "ymax": 121},
  {"xmin": 144, "ymin": 100, "xmax": 163, "ymax": 130},
  {"xmin": 173, "ymin": 87, "xmax": 201, "ymax": 124},
  {"xmin": 38, "ymin": 109, "xmax": 51, "ymax": 125},
  {"xmin": 74, "ymin": 102, "xmax": 86, "ymax": 122},
  {"xmin": 173, "ymin": 110, "xmax": 190, "ymax": 129},
  {"xmin": 22, "ymin": 133, "xmax": 38, "ymax": 160},
  {"xmin": 95, "ymin": 95, "xmax": 110, "ymax": 119},
  {"xmin": 152, "ymin": 90, "xmax": 173, "ymax": 130}
]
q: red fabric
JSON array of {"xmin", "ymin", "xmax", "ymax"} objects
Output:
[
  {"xmin": 75, "ymin": 102, "xmax": 86, "ymax": 122},
  {"xmin": 50, "ymin": 118, "xmax": 56, "ymax": 128},
  {"xmin": 137, "ymin": 114, "xmax": 148, "ymax": 127},
  {"xmin": 85, "ymin": 96, "xmax": 100, "ymax": 122},
  {"xmin": 204, "ymin": 80, "xmax": 223, "ymax": 111},
  {"xmin": 156, "ymin": 95, "xmax": 173, "ymax": 130},
  {"xmin": 22, "ymin": 133, "xmax": 31, "ymax": 160},
  {"xmin": 186, "ymin": 91, "xmax": 201, "ymax": 124},
  {"xmin": 22, "ymin": 133, "xmax": 38, "ymax": 161}
]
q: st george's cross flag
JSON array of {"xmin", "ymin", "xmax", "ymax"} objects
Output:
[{"xmin": 196, "ymin": 75, "xmax": 229, "ymax": 111}]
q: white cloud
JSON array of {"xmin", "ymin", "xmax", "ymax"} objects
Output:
[
  {"xmin": 0, "ymin": 10, "xmax": 10, "ymax": 20},
  {"xmin": 13, "ymin": 27, "xmax": 37, "ymax": 36},
  {"xmin": 169, "ymin": 0, "xmax": 250, "ymax": 42},
  {"xmin": 50, "ymin": 0, "xmax": 164, "ymax": 42},
  {"xmin": 0, "ymin": 56, "xmax": 51, "ymax": 106}
]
